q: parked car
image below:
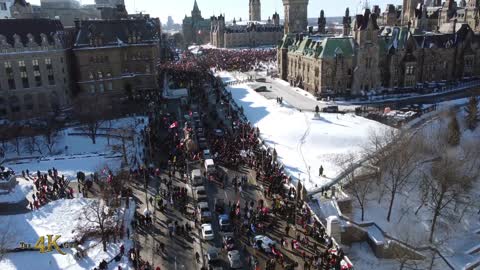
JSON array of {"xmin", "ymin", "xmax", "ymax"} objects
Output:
[
  {"xmin": 206, "ymin": 247, "xmax": 220, "ymax": 263},
  {"xmin": 197, "ymin": 202, "xmax": 212, "ymax": 222},
  {"xmin": 227, "ymin": 250, "xmax": 242, "ymax": 269},
  {"xmin": 198, "ymin": 137, "xmax": 208, "ymax": 149},
  {"xmin": 201, "ymin": 224, "xmax": 214, "ymax": 241},
  {"xmin": 322, "ymin": 105, "xmax": 339, "ymax": 113},
  {"xmin": 252, "ymin": 235, "xmax": 276, "ymax": 253},
  {"xmin": 191, "ymin": 169, "xmax": 204, "ymax": 187},
  {"xmin": 194, "ymin": 186, "xmax": 208, "ymax": 202},
  {"xmin": 218, "ymin": 214, "xmax": 230, "ymax": 230},
  {"xmin": 203, "ymin": 149, "xmax": 212, "ymax": 160}
]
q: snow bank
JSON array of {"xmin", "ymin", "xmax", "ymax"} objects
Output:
[
  {"xmin": 0, "ymin": 198, "xmax": 137, "ymax": 270},
  {"xmin": 0, "ymin": 177, "xmax": 34, "ymax": 204},
  {"xmin": 0, "ymin": 198, "xmax": 94, "ymax": 250},
  {"xmin": 218, "ymin": 71, "xmax": 388, "ymax": 190}
]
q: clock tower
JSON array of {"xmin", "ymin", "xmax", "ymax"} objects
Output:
[{"xmin": 283, "ymin": 0, "xmax": 309, "ymax": 34}]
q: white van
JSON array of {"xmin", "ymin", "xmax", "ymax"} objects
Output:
[
  {"xmin": 204, "ymin": 159, "xmax": 215, "ymax": 174},
  {"xmin": 191, "ymin": 169, "xmax": 203, "ymax": 186}
]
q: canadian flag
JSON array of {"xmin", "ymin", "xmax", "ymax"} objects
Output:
[{"xmin": 169, "ymin": 122, "xmax": 178, "ymax": 129}]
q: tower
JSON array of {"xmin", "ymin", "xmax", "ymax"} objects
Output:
[
  {"xmin": 342, "ymin": 8, "xmax": 351, "ymax": 36},
  {"xmin": 283, "ymin": 0, "xmax": 309, "ymax": 34},
  {"xmin": 249, "ymin": 0, "xmax": 261, "ymax": 21},
  {"xmin": 273, "ymin": 11, "xmax": 280, "ymax": 26},
  {"xmin": 192, "ymin": 0, "xmax": 202, "ymax": 21},
  {"xmin": 402, "ymin": 0, "xmax": 421, "ymax": 25},
  {"xmin": 318, "ymin": 10, "xmax": 326, "ymax": 34}
]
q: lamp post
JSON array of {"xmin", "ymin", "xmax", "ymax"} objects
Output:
[{"xmin": 145, "ymin": 126, "xmax": 151, "ymax": 212}]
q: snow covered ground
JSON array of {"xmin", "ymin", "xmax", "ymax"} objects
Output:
[
  {"xmin": 217, "ymin": 71, "xmax": 388, "ymax": 190},
  {"xmin": 0, "ymin": 198, "xmax": 136, "ymax": 270},
  {"xmin": 2, "ymin": 116, "xmax": 147, "ymax": 181},
  {"xmin": 0, "ymin": 177, "xmax": 33, "ymax": 204},
  {"xmin": 348, "ymin": 104, "xmax": 480, "ymax": 269}
]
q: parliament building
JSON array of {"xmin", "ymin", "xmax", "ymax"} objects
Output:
[{"xmin": 277, "ymin": 0, "xmax": 480, "ymax": 96}]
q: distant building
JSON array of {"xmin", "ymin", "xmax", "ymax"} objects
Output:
[
  {"xmin": 249, "ymin": 0, "xmax": 261, "ymax": 22},
  {"xmin": 0, "ymin": 19, "xmax": 72, "ymax": 120},
  {"xmin": 0, "ymin": 0, "xmax": 13, "ymax": 18},
  {"xmin": 182, "ymin": 0, "xmax": 210, "ymax": 45},
  {"xmin": 10, "ymin": 0, "xmax": 102, "ymax": 27},
  {"xmin": 210, "ymin": 13, "xmax": 283, "ymax": 48},
  {"xmin": 73, "ymin": 17, "xmax": 161, "ymax": 99}
]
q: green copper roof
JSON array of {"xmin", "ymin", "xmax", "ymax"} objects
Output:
[{"xmin": 319, "ymin": 37, "xmax": 355, "ymax": 59}]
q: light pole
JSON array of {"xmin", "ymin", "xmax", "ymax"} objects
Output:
[{"xmin": 145, "ymin": 126, "xmax": 151, "ymax": 212}]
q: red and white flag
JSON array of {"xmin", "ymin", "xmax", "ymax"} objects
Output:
[{"xmin": 169, "ymin": 121, "xmax": 178, "ymax": 129}]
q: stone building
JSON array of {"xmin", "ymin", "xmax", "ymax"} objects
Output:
[
  {"xmin": 0, "ymin": 0, "xmax": 13, "ymax": 18},
  {"xmin": 0, "ymin": 18, "xmax": 71, "ymax": 120},
  {"xmin": 210, "ymin": 12, "xmax": 283, "ymax": 48},
  {"xmin": 10, "ymin": 0, "xmax": 34, "ymax": 19},
  {"xmin": 182, "ymin": 0, "xmax": 210, "ymax": 45},
  {"xmin": 249, "ymin": 0, "xmax": 261, "ymax": 21},
  {"xmin": 283, "ymin": 0, "xmax": 309, "ymax": 34},
  {"xmin": 73, "ymin": 17, "xmax": 161, "ymax": 99},
  {"xmin": 393, "ymin": 0, "xmax": 480, "ymax": 32},
  {"xmin": 278, "ymin": 7, "xmax": 480, "ymax": 97}
]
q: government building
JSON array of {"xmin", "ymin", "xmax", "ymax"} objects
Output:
[
  {"xmin": 278, "ymin": 0, "xmax": 480, "ymax": 96},
  {"xmin": 182, "ymin": 0, "xmax": 211, "ymax": 45},
  {"xmin": 210, "ymin": 0, "xmax": 284, "ymax": 48}
]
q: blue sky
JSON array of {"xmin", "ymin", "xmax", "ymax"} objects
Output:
[{"xmin": 29, "ymin": 0, "xmax": 402, "ymax": 24}]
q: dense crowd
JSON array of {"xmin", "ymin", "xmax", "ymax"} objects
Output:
[{"xmin": 157, "ymin": 48, "xmax": 277, "ymax": 89}]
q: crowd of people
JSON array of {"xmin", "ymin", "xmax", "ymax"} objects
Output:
[{"xmin": 22, "ymin": 168, "xmax": 74, "ymax": 210}]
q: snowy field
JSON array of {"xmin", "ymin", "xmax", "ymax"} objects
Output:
[
  {"xmin": 0, "ymin": 177, "xmax": 34, "ymax": 204},
  {"xmin": 2, "ymin": 116, "xmax": 147, "ymax": 181},
  {"xmin": 349, "ymin": 104, "xmax": 480, "ymax": 269},
  {"xmin": 0, "ymin": 198, "xmax": 136, "ymax": 270},
  {"xmin": 217, "ymin": 71, "xmax": 388, "ymax": 190}
]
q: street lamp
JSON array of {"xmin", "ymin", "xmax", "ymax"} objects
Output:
[{"xmin": 145, "ymin": 126, "xmax": 151, "ymax": 212}]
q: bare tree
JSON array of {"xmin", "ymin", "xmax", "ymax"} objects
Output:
[
  {"xmin": 83, "ymin": 199, "xmax": 115, "ymax": 252},
  {"xmin": 74, "ymin": 97, "xmax": 108, "ymax": 144},
  {"xmin": 424, "ymin": 144, "xmax": 480, "ymax": 242},
  {"xmin": 339, "ymin": 153, "xmax": 375, "ymax": 221},
  {"xmin": 366, "ymin": 128, "xmax": 420, "ymax": 222}
]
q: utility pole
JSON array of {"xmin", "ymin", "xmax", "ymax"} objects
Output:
[{"xmin": 145, "ymin": 126, "xmax": 151, "ymax": 212}]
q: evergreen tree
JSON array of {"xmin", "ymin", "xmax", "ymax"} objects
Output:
[
  {"xmin": 464, "ymin": 96, "xmax": 479, "ymax": 131},
  {"xmin": 447, "ymin": 113, "xmax": 461, "ymax": 146}
]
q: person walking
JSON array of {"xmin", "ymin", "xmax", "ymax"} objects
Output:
[{"xmin": 319, "ymin": 165, "xmax": 324, "ymax": 176}]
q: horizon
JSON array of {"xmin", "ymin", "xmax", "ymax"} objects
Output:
[{"xmin": 28, "ymin": 0, "xmax": 403, "ymax": 24}]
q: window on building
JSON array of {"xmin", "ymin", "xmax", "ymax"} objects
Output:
[
  {"xmin": 33, "ymin": 70, "xmax": 42, "ymax": 87},
  {"xmin": 0, "ymin": 3, "xmax": 7, "ymax": 10},
  {"xmin": 98, "ymin": 71, "xmax": 103, "ymax": 79},
  {"xmin": 45, "ymin": 58, "xmax": 52, "ymax": 68},
  {"xmin": 48, "ymin": 73, "xmax": 55, "ymax": 85},
  {"xmin": 20, "ymin": 71, "xmax": 29, "ymax": 88},
  {"xmin": 98, "ymin": 84, "xmax": 105, "ymax": 93},
  {"xmin": 89, "ymin": 84, "xmax": 95, "ymax": 94},
  {"xmin": 107, "ymin": 82, "xmax": 113, "ymax": 91},
  {"xmin": 32, "ymin": 60, "xmax": 41, "ymax": 87},
  {"xmin": 4, "ymin": 61, "xmax": 15, "ymax": 90},
  {"xmin": 89, "ymin": 72, "xmax": 94, "ymax": 80},
  {"xmin": 146, "ymin": 65, "xmax": 151, "ymax": 74}
]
